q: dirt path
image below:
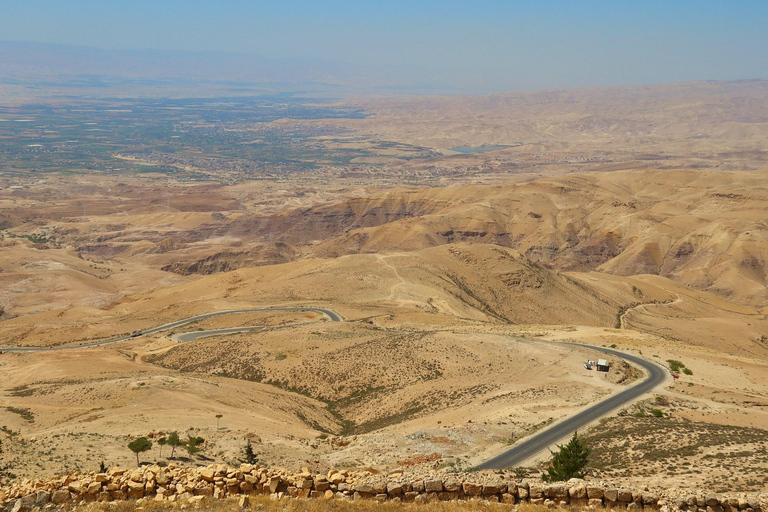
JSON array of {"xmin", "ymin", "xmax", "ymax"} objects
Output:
[
  {"xmin": 376, "ymin": 254, "xmax": 406, "ymax": 300},
  {"xmin": 620, "ymin": 295, "xmax": 682, "ymax": 329}
]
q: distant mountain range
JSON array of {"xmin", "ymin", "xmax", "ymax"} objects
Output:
[
  {"xmin": 0, "ymin": 41, "xmax": 466, "ymax": 98},
  {"xmin": 0, "ymin": 41, "xmax": 349, "ymax": 83}
]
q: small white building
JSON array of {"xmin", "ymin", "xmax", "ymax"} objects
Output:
[{"xmin": 596, "ymin": 359, "xmax": 610, "ymax": 372}]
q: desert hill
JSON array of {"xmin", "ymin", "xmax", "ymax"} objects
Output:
[
  {"xmin": 217, "ymin": 170, "xmax": 768, "ymax": 308},
  {"xmin": 112, "ymin": 243, "xmax": 626, "ymax": 328}
]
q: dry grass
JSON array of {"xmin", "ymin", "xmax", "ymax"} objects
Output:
[
  {"xmin": 585, "ymin": 404, "xmax": 768, "ymax": 492},
  {"xmin": 71, "ymin": 497, "xmax": 561, "ymax": 512}
]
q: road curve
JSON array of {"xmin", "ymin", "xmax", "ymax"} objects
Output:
[
  {"xmin": 0, "ymin": 307, "xmax": 342, "ymax": 352},
  {"xmin": 476, "ymin": 342, "xmax": 668, "ymax": 469},
  {"xmin": 3, "ymin": 309, "xmax": 665, "ymax": 470}
]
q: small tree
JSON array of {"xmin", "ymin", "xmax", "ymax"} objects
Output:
[
  {"xmin": 185, "ymin": 436, "xmax": 204, "ymax": 456},
  {"xmin": 215, "ymin": 414, "xmax": 223, "ymax": 429},
  {"xmin": 167, "ymin": 431, "xmax": 181, "ymax": 458},
  {"xmin": 157, "ymin": 437, "xmax": 167, "ymax": 457},
  {"xmin": 128, "ymin": 437, "xmax": 152, "ymax": 467},
  {"xmin": 242, "ymin": 440, "xmax": 258, "ymax": 464},
  {"xmin": 542, "ymin": 431, "xmax": 591, "ymax": 482}
]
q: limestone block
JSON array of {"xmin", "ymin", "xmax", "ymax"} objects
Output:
[
  {"xmin": 425, "ymin": 480, "xmax": 443, "ymax": 493},
  {"xmin": 463, "ymin": 482, "xmax": 482, "ymax": 496}
]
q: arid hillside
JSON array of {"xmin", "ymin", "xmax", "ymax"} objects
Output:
[
  {"xmin": 3, "ymin": 82, "xmax": 768, "ymax": 493},
  {"xmin": 215, "ymin": 170, "xmax": 768, "ymax": 308},
  {"xmin": 0, "ymin": 243, "xmax": 625, "ymax": 347}
]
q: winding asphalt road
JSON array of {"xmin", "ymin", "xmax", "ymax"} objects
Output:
[
  {"xmin": 0, "ymin": 307, "xmax": 342, "ymax": 352},
  {"xmin": 1, "ymin": 307, "xmax": 666, "ymax": 469},
  {"xmin": 475, "ymin": 342, "xmax": 668, "ymax": 469}
]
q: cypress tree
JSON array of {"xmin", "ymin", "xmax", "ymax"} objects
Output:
[{"xmin": 542, "ymin": 431, "xmax": 591, "ymax": 482}]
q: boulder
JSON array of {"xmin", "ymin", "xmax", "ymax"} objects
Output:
[
  {"xmin": 644, "ymin": 493, "xmax": 659, "ymax": 506},
  {"xmin": 443, "ymin": 480, "xmax": 461, "ymax": 492},
  {"xmin": 404, "ymin": 492, "xmax": 420, "ymax": 503},
  {"xmin": 544, "ymin": 484, "xmax": 567, "ymax": 499},
  {"xmin": 155, "ymin": 471, "xmax": 170, "ymax": 486},
  {"xmin": 194, "ymin": 485, "xmax": 213, "ymax": 497},
  {"xmin": 529, "ymin": 484, "xmax": 544, "ymax": 499},
  {"xmin": 463, "ymin": 482, "xmax": 482, "ymax": 496},
  {"xmin": 425, "ymin": 480, "xmax": 443, "ymax": 493},
  {"xmin": 502, "ymin": 493, "xmax": 516, "ymax": 504},
  {"xmin": 35, "ymin": 491, "xmax": 51, "ymax": 507},
  {"xmin": 355, "ymin": 484, "xmax": 376, "ymax": 495},
  {"xmin": 588, "ymin": 486, "xmax": 605, "ymax": 499},
  {"xmin": 11, "ymin": 495, "xmax": 35, "ymax": 512},
  {"xmin": 127, "ymin": 481, "xmax": 145, "ymax": 494},
  {"xmin": 569, "ymin": 484, "xmax": 587, "ymax": 499},
  {"xmin": 386, "ymin": 483, "xmax": 403, "ymax": 495},
  {"xmin": 68, "ymin": 481, "xmax": 85, "ymax": 494},
  {"xmin": 484, "ymin": 482, "xmax": 506, "ymax": 495}
]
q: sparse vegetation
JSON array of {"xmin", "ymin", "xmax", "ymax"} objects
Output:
[
  {"xmin": 667, "ymin": 359, "xmax": 687, "ymax": 373},
  {"xmin": 185, "ymin": 436, "xmax": 204, "ymax": 456},
  {"xmin": 127, "ymin": 437, "xmax": 152, "ymax": 466},
  {"xmin": 5, "ymin": 407, "xmax": 35, "ymax": 423},
  {"xmin": 242, "ymin": 440, "xmax": 258, "ymax": 464},
  {"xmin": 585, "ymin": 414, "xmax": 768, "ymax": 490},
  {"xmin": 157, "ymin": 437, "xmax": 167, "ymax": 457},
  {"xmin": 166, "ymin": 432, "xmax": 182, "ymax": 458}
]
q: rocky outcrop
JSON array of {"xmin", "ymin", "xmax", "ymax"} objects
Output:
[{"xmin": 1, "ymin": 464, "xmax": 765, "ymax": 511}]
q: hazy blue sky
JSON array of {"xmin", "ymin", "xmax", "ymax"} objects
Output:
[{"xmin": 2, "ymin": 0, "xmax": 767, "ymax": 91}]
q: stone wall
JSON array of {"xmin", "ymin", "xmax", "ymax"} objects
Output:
[{"xmin": 1, "ymin": 464, "xmax": 765, "ymax": 512}]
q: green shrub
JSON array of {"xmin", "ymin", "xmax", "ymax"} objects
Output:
[
  {"xmin": 667, "ymin": 359, "xmax": 686, "ymax": 372},
  {"xmin": 542, "ymin": 431, "xmax": 591, "ymax": 482}
]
